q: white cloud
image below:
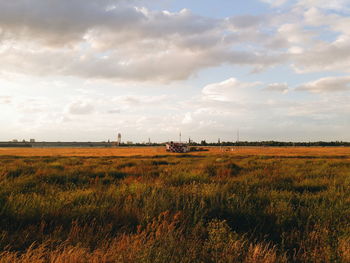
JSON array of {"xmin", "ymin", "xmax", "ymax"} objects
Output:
[
  {"xmin": 304, "ymin": 7, "xmax": 350, "ymax": 35},
  {"xmin": 0, "ymin": 0, "xmax": 349, "ymax": 82},
  {"xmin": 226, "ymin": 15, "xmax": 264, "ymax": 29},
  {"xmin": 297, "ymin": 76, "xmax": 350, "ymax": 92},
  {"xmin": 260, "ymin": 0, "xmax": 289, "ymax": 7},
  {"xmin": 1, "ymin": 0, "xmax": 350, "ymax": 142},
  {"xmin": 107, "ymin": 109, "xmax": 121, "ymax": 114},
  {"xmin": 67, "ymin": 101, "xmax": 95, "ymax": 115},
  {"xmin": 261, "ymin": 0, "xmax": 350, "ymax": 10},
  {"xmin": 182, "ymin": 112, "xmax": 193, "ymax": 124},
  {"xmin": 278, "ymin": 23, "xmax": 315, "ymax": 45},
  {"xmin": 202, "ymin": 78, "xmax": 261, "ymax": 102},
  {"xmin": 264, "ymin": 83, "xmax": 289, "ymax": 93},
  {"xmin": 284, "ymin": 7, "xmax": 350, "ymax": 73},
  {"xmin": 0, "ymin": 96, "xmax": 12, "ymax": 104},
  {"xmin": 297, "ymin": 0, "xmax": 350, "ymax": 11},
  {"xmin": 112, "ymin": 95, "xmax": 170, "ymax": 107},
  {"xmin": 0, "ymin": 0, "xmax": 287, "ymax": 82},
  {"xmin": 291, "ymin": 34, "xmax": 350, "ymax": 73},
  {"xmin": 16, "ymin": 98, "xmax": 50, "ymax": 114}
]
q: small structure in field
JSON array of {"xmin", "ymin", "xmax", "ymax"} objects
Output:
[{"xmin": 166, "ymin": 141, "xmax": 190, "ymax": 153}]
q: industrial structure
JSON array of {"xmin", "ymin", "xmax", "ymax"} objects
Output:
[
  {"xmin": 116, "ymin": 133, "xmax": 121, "ymax": 146},
  {"xmin": 166, "ymin": 141, "xmax": 190, "ymax": 153}
]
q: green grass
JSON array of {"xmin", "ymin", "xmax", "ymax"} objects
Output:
[{"xmin": 0, "ymin": 154, "xmax": 349, "ymax": 262}]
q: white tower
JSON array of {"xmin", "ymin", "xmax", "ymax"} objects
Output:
[{"xmin": 117, "ymin": 133, "xmax": 121, "ymax": 146}]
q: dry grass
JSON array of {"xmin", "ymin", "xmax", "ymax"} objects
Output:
[
  {"xmin": 0, "ymin": 148, "xmax": 349, "ymax": 262},
  {"xmin": 0, "ymin": 146, "xmax": 350, "ymax": 157}
]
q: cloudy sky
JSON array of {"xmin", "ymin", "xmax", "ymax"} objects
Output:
[{"xmin": 0, "ymin": 0, "xmax": 349, "ymax": 142}]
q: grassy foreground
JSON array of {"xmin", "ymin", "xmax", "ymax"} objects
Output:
[{"xmin": 0, "ymin": 150, "xmax": 349, "ymax": 262}]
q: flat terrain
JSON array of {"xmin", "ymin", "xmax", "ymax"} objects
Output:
[
  {"xmin": 1, "ymin": 146, "xmax": 350, "ymax": 157},
  {"xmin": 0, "ymin": 147, "xmax": 349, "ymax": 262}
]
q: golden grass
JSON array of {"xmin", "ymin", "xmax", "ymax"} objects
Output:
[
  {"xmin": 0, "ymin": 152, "xmax": 348, "ymax": 262},
  {"xmin": 0, "ymin": 146, "xmax": 350, "ymax": 157}
]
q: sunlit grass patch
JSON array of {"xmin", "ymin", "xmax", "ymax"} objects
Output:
[{"xmin": 0, "ymin": 152, "xmax": 349, "ymax": 262}]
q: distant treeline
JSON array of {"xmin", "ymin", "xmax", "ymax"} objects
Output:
[
  {"xmin": 0, "ymin": 143, "xmax": 33, "ymax": 148},
  {"xmin": 124, "ymin": 141, "xmax": 350, "ymax": 147},
  {"xmin": 0, "ymin": 141, "xmax": 350, "ymax": 148},
  {"xmin": 192, "ymin": 140, "xmax": 350, "ymax": 147}
]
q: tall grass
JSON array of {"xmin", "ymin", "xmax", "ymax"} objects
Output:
[{"xmin": 0, "ymin": 154, "xmax": 349, "ymax": 262}]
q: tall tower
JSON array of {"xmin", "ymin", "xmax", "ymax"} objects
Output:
[{"xmin": 117, "ymin": 133, "xmax": 121, "ymax": 146}]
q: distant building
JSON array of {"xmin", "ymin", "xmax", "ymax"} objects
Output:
[
  {"xmin": 12, "ymin": 139, "xmax": 18, "ymax": 143},
  {"xmin": 166, "ymin": 142, "xmax": 190, "ymax": 153},
  {"xmin": 126, "ymin": 141, "xmax": 133, "ymax": 144},
  {"xmin": 30, "ymin": 139, "xmax": 35, "ymax": 143}
]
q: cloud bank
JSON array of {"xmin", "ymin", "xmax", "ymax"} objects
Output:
[{"xmin": 1, "ymin": 0, "xmax": 350, "ymax": 141}]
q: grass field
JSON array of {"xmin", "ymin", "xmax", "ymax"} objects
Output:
[
  {"xmin": 1, "ymin": 146, "xmax": 350, "ymax": 157},
  {"xmin": 0, "ymin": 147, "xmax": 349, "ymax": 262}
]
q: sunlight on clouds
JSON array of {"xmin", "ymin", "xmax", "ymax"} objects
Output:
[
  {"xmin": 0, "ymin": 0, "xmax": 349, "ymax": 141},
  {"xmin": 260, "ymin": 0, "xmax": 289, "ymax": 7},
  {"xmin": 202, "ymin": 78, "xmax": 263, "ymax": 102},
  {"xmin": 297, "ymin": 76, "xmax": 350, "ymax": 93},
  {"xmin": 264, "ymin": 83, "xmax": 289, "ymax": 93}
]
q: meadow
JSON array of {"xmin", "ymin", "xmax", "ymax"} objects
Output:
[{"xmin": 0, "ymin": 147, "xmax": 349, "ymax": 262}]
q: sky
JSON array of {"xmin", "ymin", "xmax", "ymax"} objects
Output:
[{"xmin": 0, "ymin": 0, "xmax": 350, "ymax": 143}]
